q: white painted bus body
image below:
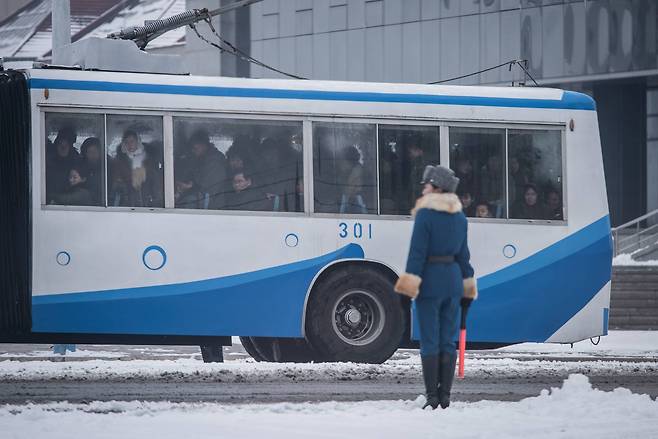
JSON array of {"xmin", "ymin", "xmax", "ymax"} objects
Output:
[{"xmin": 26, "ymin": 69, "xmax": 612, "ymax": 345}]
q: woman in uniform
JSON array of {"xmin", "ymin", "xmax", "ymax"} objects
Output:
[{"xmin": 394, "ymin": 164, "xmax": 478, "ymax": 410}]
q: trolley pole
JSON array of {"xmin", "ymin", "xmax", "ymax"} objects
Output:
[{"xmin": 51, "ymin": 0, "xmax": 71, "ymax": 64}]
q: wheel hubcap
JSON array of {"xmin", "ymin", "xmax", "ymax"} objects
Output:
[{"xmin": 332, "ymin": 289, "xmax": 385, "ymax": 346}]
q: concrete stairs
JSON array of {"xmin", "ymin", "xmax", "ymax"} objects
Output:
[{"xmin": 609, "ymin": 266, "xmax": 658, "ymax": 330}]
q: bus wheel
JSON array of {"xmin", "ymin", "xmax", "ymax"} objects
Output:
[
  {"xmin": 239, "ymin": 336, "xmax": 265, "ymax": 362},
  {"xmin": 249, "ymin": 337, "xmax": 318, "ymax": 363},
  {"xmin": 305, "ymin": 266, "xmax": 404, "ymax": 364}
]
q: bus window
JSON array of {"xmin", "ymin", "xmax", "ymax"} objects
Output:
[
  {"xmin": 106, "ymin": 115, "xmax": 164, "ymax": 208},
  {"xmin": 449, "ymin": 127, "xmax": 506, "ymax": 218},
  {"xmin": 313, "ymin": 122, "xmax": 377, "ymax": 215},
  {"xmin": 378, "ymin": 125, "xmax": 440, "ymax": 215},
  {"xmin": 45, "ymin": 112, "xmax": 105, "ymax": 207},
  {"xmin": 508, "ymin": 129, "xmax": 563, "ymax": 221},
  {"xmin": 173, "ymin": 117, "xmax": 303, "ymax": 212}
]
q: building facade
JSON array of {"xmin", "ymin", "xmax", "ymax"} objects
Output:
[{"xmin": 239, "ymin": 0, "xmax": 657, "ymax": 226}]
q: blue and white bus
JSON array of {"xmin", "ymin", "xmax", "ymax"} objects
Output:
[{"xmin": 0, "ymin": 67, "xmax": 612, "ymax": 363}]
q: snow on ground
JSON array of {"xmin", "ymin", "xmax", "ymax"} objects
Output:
[
  {"xmin": 0, "ymin": 353, "xmax": 655, "ymax": 383},
  {"xmin": 1, "ymin": 331, "xmax": 656, "ymax": 382},
  {"xmin": 495, "ymin": 330, "xmax": 658, "ymax": 358},
  {"xmin": 613, "ymin": 253, "xmax": 658, "ymax": 266},
  {"xmin": 1, "ymin": 375, "xmax": 656, "ymax": 439},
  {"xmin": 0, "ymin": 349, "xmax": 126, "ymax": 359}
]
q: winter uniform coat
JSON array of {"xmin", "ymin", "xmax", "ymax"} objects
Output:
[{"xmin": 395, "ymin": 193, "xmax": 476, "ymax": 356}]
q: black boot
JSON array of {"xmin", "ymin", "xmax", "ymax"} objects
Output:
[
  {"xmin": 421, "ymin": 355, "xmax": 440, "ymax": 409},
  {"xmin": 438, "ymin": 352, "xmax": 456, "ymax": 409}
]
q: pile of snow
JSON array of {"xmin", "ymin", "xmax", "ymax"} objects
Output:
[{"xmin": 1, "ymin": 375, "xmax": 655, "ymax": 439}]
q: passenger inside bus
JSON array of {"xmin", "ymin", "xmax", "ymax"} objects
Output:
[
  {"xmin": 401, "ymin": 136, "xmax": 427, "ymax": 205},
  {"xmin": 511, "ymin": 183, "xmax": 550, "ymax": 220},
  {"xmin": 109, "ymin": 130, "xmax": 163, "ymax": 208},
  {"xmin": 46, "ymin": 126, "xmax": 81, "ymax": 203},
  {"xmin": 337, "ymin": 145, "xmax": 368, "ymax": 214},
  {"xmin": 51, "ymin": 165, "xmax": 94, "ymax": 206},
  {"xmin": 226, "ymin": 135, "xmax": 255, "ymax": 175},
  {"xmin": 226, "ymin": 169, "xmax": 277, "ymax": 211},
  {"xmin": 80, "ymin": 137, "xmax": 103, "ymax": 206},
  {"xmin": 546, "ymin": 188, "xmax": 563, "ymax": 220},
  {"xmin": 475, "ymin": 202, "xmax": 492, "ymax": 218},
  {"xmin": 480, "ymin": 154, "xmax": 505, "ymax": 217},
  {"xmin": 508, "ymin": 155, "xmax": 531, "ymax": 205},
  {"xmin": 458, "ymin": 191, "xmax": 475, "ymax": 217},
  {"xmin": 189, "ymin": 130, "xmax": 228, "ymax": 209},
  {"xmin": 254, "ymin": 136, "xmax": 302, "ymax": 213},
  {"xmin": 454, "ymin": 157, "xmax": 475, "ymax": 197}
]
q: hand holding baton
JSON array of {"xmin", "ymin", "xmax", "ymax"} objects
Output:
[{"xmin": 458, "ymin": 297, "xmax": 473, "ymax": 379}]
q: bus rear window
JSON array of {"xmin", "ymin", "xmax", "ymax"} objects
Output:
[{"xmin": 508, "ymin": 130, "xmax": 563, "ymax": 221}]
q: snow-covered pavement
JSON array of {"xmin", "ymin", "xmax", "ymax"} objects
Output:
[
  {"xmin": 1, "ymin": 331, "xmax": 657, "ymax": 438},
  {"xmin": 2, "ymin": 375, "xmax": 656, "ymax": 439},
  {"xmin": 1, "ymin": 331, "xmax": 656, "ymax": 383}
]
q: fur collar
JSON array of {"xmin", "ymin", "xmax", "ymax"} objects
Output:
[{"xmin": 412, "ymin": 193, "xmax": 462, "ymax": 216}]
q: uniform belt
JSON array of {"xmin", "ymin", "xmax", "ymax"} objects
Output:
[{"xmin": 427, "ymin": 255, "xmax": 455, "ymax": 264}]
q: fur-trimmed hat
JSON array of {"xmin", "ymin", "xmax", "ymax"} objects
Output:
[{"xmin": 421, "ymin": 165, "xmax": 460, "ymax": 193}]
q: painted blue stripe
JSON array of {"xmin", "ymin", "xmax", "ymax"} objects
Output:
[
  {"xmin": 411, "ymin": 216, "xmax": 612, "ymax": 343},
  {"xmin": 32, "ymin": 243, "xmax": 365, "ymax": 337},
  {"xmin": 466, "ymin": 216, "xmax": 612, "ymax": 343},
  {"xmin": 28, "ymin": 78, "xmax": 596, "ymax": 111}
]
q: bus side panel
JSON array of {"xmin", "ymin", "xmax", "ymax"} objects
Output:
[
  {"xmin": 31, "ymin": 243, "xmax": 364, "ymax": 338},
  {"xmin": 0, "ymin": 71, "xmax": 32, "ymax": 338}
]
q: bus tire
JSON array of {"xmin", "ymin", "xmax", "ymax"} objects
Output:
[
  {"xmin": 250, "ymin": 337, "xmax": 318, "ymax": 363},
  {"xmin": 239, "ymin": 336, "xmax": 265, "ymax": 362},
  {"xmin": 305, "ymin": 266, "xmax": 404, "ymax": 364}
]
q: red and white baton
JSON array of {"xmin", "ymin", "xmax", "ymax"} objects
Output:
[{"xmin": 458, "ymin": 297, "xmax": 473, "ymax": 379}]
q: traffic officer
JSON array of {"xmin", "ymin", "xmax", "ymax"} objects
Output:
[{"xmin": 394, "ymin": 164, "xmax": 477, "ymax": 410}]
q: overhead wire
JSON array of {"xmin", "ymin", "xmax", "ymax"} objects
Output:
[
  {"xmin": 191, "ymin": 13, "xmax": 307, "ymax": 80},
  {"xmin": 428, "ymin": 59, "xmax": 539, "ymax": 86},
  {"xmin": 191, "ymin": 15, "xmax": 537, "ymax": 87}
]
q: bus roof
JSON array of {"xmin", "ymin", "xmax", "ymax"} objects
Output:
[{"xmin": 25, "ymin": 68, "xmax": 596, "ymax": 111}]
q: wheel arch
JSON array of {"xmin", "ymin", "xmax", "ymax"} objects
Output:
[{"xmin": 301, "ymin": 258, "xmax": 411, "ymax": 341}]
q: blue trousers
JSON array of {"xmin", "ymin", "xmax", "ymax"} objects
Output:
[{"xmin": 416, "ymin": 295, "xmax": 459, "ymax": 356}]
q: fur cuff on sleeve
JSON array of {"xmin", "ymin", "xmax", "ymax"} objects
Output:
[
  {"xmin": 463, "ymin": 277, "xmax": 478, "ymax": 300},
  {"xmin": 394, "ymin": 273, "xmax": 422, "ymax": 299}
]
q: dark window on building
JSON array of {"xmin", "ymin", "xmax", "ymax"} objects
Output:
[
  {"xmin": 313, "ymin": 122, "xmax": 377, "ymax": 214},
  {"xmin": 106, "ymin": 115, "xmax": 164, "ymax": 208},
  {"xmin": 508, "ymin": 129, "xmax": 563, "ymax": 221},
  {"xmin": 174, "ymin": 117, "xmax": 303, "ymax": 212},
  {"xmin": 450, "ymin": 127, "xmax": 506, "ymax": 218},
  {"xmin": 378, "ymin": 125, "xmax": 440, "ymax": 215},
  {"xmin": 45, "ymin": 112, "xmax": 105, "ymax": 207}
]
